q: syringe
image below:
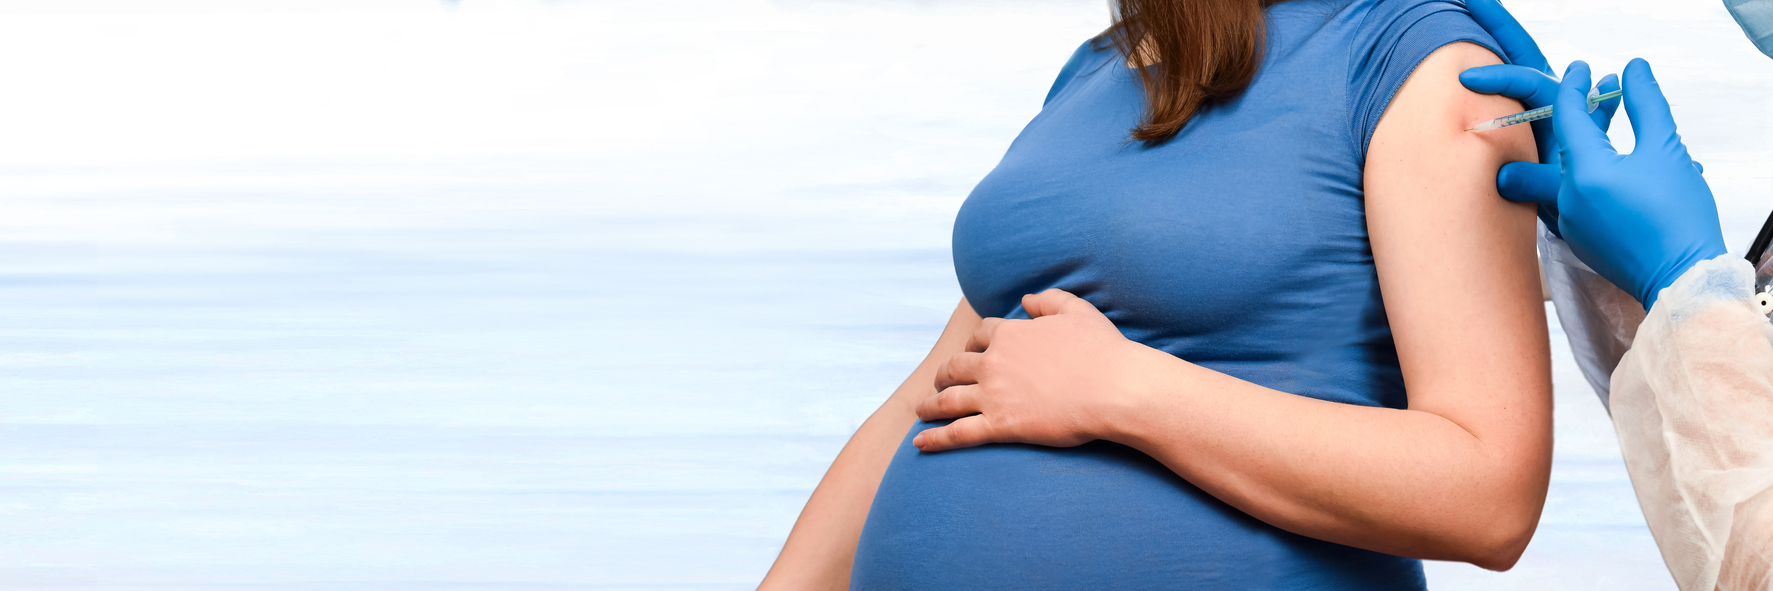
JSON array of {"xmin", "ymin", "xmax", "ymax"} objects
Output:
[{"xmin": 1467, "ymin": 88, "xmax": 1624, "ymax": 132}]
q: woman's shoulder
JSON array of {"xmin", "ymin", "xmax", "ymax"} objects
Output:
[
  {"xmin": 1264, "ymin": 0, "xmax": 1497, "ymax": 65},
  {"xmin": 1337, "ymin": 0, "xmax": 1504, "ymax": 158},
  {"xmin": 1346, "ymin": 0, "xmax": 1495, "ymax": 41},
  {"xmin": 1042, "ymin": 36, "xmax": 1117, "ymax": 107},
  {"xmin": 1269, "ymin": 0, "xmax": 1493, "ymax": 39}
]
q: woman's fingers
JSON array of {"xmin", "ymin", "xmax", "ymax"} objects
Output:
[
  {"xmin": 967, "ymin": 317, "xmax": 1002, "ymax": 353},
  {"xmin": 933, "ymin": 352, "xmax": 983, "ymax": 391},
  {"xmin": 912, "ymin": 414, "xmax": 997, "ymax": 452},
  {"xmin": 915, "ymin": 384, "xmax": 982, "ymax": 421},
  {"xmin": 1022, "ymin": 288, "xmax": 1093, "ymax": 318}
]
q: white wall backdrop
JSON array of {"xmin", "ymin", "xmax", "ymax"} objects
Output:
[{"xmin": 0, "ymin": 0, "xmax": 1767, "ymax": 588}]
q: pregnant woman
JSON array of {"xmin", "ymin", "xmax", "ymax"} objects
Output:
[{"xmin": 764, "ymin": 0, "xmax": 1551, "ymax": 588}]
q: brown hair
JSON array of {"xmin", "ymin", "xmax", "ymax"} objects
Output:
[{"xmin": 1107, "ymin": 0, "xmax": 1283, "ymax": 143}]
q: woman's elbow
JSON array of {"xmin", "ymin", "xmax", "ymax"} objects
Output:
[
  {"xmin": 1456, "ymin": 492, "xmax": 1543, "ymax": 571},
  {"xmin": 1422, "ymin": 461, "xmax": 1547, "ymax": 570},
  {"xmin": 1467, "ymin": 523, "xmax": 1533, "ymax": 571}
]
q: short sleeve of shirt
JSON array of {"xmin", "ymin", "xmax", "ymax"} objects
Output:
[
  {"xmin": 1348, "ymin": 0, "xmax": 1504, "ymax": 160},
  {"xmin": 1044, "ymin": 39, "xmax": 1108, "ymax": 106}
]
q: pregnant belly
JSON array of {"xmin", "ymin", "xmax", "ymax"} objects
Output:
[{"xmin": 850, "ymin": 420, "xmax": 1426, "ymax": 591}]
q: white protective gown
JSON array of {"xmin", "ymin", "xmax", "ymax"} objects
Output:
[{"xmin": 1542, "ymin": 227, "xmax": 1773, "ymax": 591}]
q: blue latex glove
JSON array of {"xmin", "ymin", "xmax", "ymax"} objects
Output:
[
  {"xmin": 1463, "ymin": 69, "xmax": 1620, "ymax": 229},
  {"xmin": 1549, "ymin": 60, "xmax": 1729, "ymax": 310},
  {"xmin": 1457, "ymin": 0, "xmax": 1621, "ymax": 233}
]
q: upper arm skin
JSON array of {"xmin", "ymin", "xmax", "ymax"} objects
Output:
[{"xmin": 1365, "ymin": 41, "xmax": 1552, "ymax": 559}]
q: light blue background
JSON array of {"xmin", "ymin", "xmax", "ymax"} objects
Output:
[{"xmin": 0, "ymin": 0, "xmax": 1769, "ymax": 588}]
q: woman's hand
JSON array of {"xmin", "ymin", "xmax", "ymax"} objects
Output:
[{"xmin": 912, "ymin": 289, "xmax": 1153, "ymax": 452}]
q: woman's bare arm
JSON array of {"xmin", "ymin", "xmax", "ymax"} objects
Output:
[
  {"xmin": 911, "ymin": 42, "xmax": 1549, "ymax": 569},
  {"xmin": 1359, "ymin": 39, "xmax": 1552, "ymax": 562},
  {"xmin": 760, "ymin": 299, "xmax": 981, "ymax": 590},
  {"xmin": 1120, "ymin": 41, "xmax": 1549, "ymax": 568}
]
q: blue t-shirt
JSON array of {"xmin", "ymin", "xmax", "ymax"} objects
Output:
[{"xmin": 850, "ymin": 1, "xmax": 1504, "ymax": 589}]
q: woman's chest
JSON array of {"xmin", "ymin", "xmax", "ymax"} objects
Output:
[
  {"xmin": 950, "ymin": 85, "xmax": 1376, "ymax": 346},
  {"xmin": 955, "ymin": 163, "xmax": 1367, "ymax": 328}
]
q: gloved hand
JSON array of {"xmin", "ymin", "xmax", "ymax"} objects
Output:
[
  {"xmin": 1462, "ymin": 69, "xmax": 1620, "ymax": 232},
  {"xmin": 1457, "ymin": 0, "xmax": 1621, "ymax": 233},
  {"xmin": 1549, "ymin": 60, "xmax": 1729, "ymax": 310}
]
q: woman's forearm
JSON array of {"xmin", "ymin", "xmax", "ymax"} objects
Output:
[
  {"xmin": 760, "ymin": 300, "xmax": 981, "ymax": 590},
  {"xmin": 1103, "ymin": 343, "xmax": 1541, "ymax": 570},
  {"xmin": 759, "ymin": 396, "xmax": 918, "ymax": 589},
  {"xmin": 908, "ymin": 292, "xmax": 1543, "ymax": 569}
]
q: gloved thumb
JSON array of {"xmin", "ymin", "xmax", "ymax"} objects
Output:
[
  {"xmin": 1621, "ymin": 58, "xmax": 1685, "ymax": 157},
  {"xmin": 1496, "ymin": 162, "xmax": 1559, "ymax": 206},
  {"xmin": 1553, "ymin": 61, "xmax": 1618, "ymax": 166}
]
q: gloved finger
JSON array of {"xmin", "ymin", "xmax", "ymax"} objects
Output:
[
  {"xmin": 1496, "ymin": 161, "xmax": 1560, "ymax": 205},
  {"xmin": 912, "ymin": 415, "xmax": 996, "ymax": 452},
  {"xmin": 1464, "ymin": 0, "xmax": 1552, "ymax": 73},
  {"xmin": 915, "ymin": 384, "xmax": 983, "ymax": 422},
  {"xmin": 1590, "ymin": 73, "xmax": 1622, "ymax": 132},
  {"xmin": 1460, "ymin": 64, "xmax": 1559, "ymax": 108},
  {"xmin": 1620, "ymin": 58, "xmax": 1684, "ymax": 155},
  {"xmin": 1553, "ymin": 61, "xmax": 1618, "ymax": 165},
  {"xmin": 1694, "ymin": 161, "xmax": 1704, "ymax": 174}
]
